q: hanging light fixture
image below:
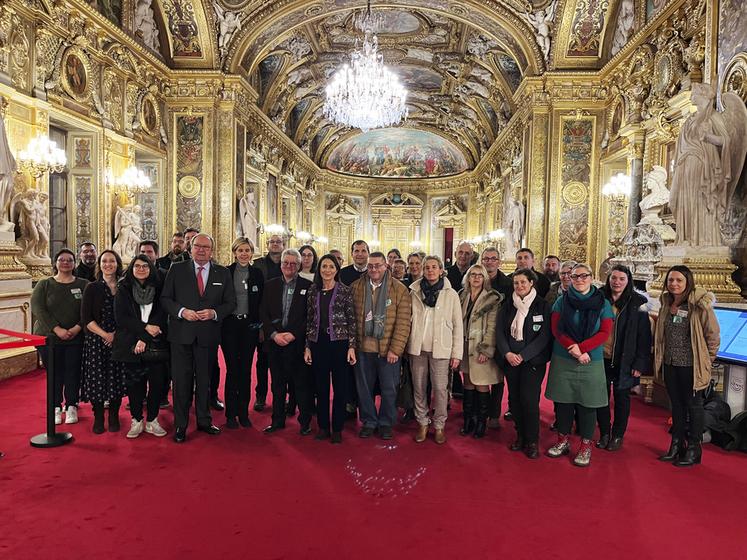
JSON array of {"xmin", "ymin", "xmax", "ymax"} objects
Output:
[{"xmin": 323, "ymin": 1, "xmax": 408, "ymax": 132}]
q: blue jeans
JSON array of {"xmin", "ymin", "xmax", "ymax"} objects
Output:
[{"xmin": 355, "ymin": 351, "xmax": 400, "ymax": 428}]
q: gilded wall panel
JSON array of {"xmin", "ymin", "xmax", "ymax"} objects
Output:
[
  {"xmin": 174, "ymin": 114, "xmax": 204, "ymax": 232},
  {"xmin": 526, "ymin": 113, "xmax": 548, "ymax": 256}
]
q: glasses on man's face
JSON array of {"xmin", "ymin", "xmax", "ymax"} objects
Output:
[
  {"xmin": 269, "ymin": 240, "xmax": 284, "ymax": 245},
  {"xmin": 367, "ymin": 263, "xmax": 385, "ymax": 270},
  {"xmin": 482, "ymin": 257, "xmax": 499, "ymax": 262},
  {"xmin": 193, "ymin": 243, "xmax": 211, "ymax": 250},
  {"xmin": 281, "ymin": 261, "xmax": 298, "ymax": 267},
  {"xmin": 570, "ymin": 273, "xmax": 591, "ymax": 281}
]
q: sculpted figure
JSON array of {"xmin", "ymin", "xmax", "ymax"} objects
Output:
[
  {"xmin": 215, "ymin": 4, "xmax": 243, "ymax": 57},
  {"xmin": 34, "ymin": 191, "xmax": 50, "ymax": 258},
  {"xmin": 238, "ymin": 189, "xmax": 258, "ymax": 246},
  {"xmin": 503, "ymin": 188, "xmax": 525, "ymax": 256},
  {"xmin": 112, "ymin": 202, "xmax": 143, "ymax": 259},
  {"xmin": 0, "ymin": 114, "xmax": 16, "ymax": 232},
  {"xmin": 12, "ymin": 189, "xmax": 40, "ymax": 258},
  {"xmin": 135, "ymin": 0, "xmax": 160, "ymax": 51},
  {"xmin": 638, "ymin": 165, "xmax": 670, "ymax": 224},
  {"xmin": 669, "ymin": 83, "xmax": 747, "ymax": 246},
  {"xmin": 524, "ymin": 0, "xmax": 557, "ymax": 62}
]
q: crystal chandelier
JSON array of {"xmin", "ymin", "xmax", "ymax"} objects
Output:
[
  {"xmin": 323, "ymin": 1, "xmax": 408, "ymax": 132},
  {"xmin": 115, "ymin": 166, "xmax": 151, "ymax": 197},
  {"xmin": 18, "ymin": 135, "xmax": 67, "ymax": 178}
]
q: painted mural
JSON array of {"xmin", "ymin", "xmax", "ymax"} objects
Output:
[
  {"xmin": 646, "ymin": 0, "xmax": 669, "ymax": 22},
  {"xmin": 377, "ymin": 10, "xmax": 421, "ymax": 34},
  {"xmin": 163, "ymin": 0, "xmax": 202, "ymax": 57},
  {"xmin": 394, "ymin": 66, "xmax": 443, "ymax": 90},
  {"xmin": 567, "ymin": 0, "xmax": 610, "ymax": 57},
  {"xmin": 559, "ymin": 118, "xmax": 594, "ymax": 262},
  {"xmin": 718, "ymin": 0, "xmax": 747, "ymax": 84},
  {"xmin": 176, "ymin": 115, "xmax": 203, "ymax": 231},
  {"xmin": 88, "ymin": 0, "xmax": 122, "ymax": 26},
  {"xmin": 326, "ymin": 128, "xmax": 469, "ymax": 178},
  {"xmin": 497, "ymin": 53, "xmax": 522, "ymax": 91}
]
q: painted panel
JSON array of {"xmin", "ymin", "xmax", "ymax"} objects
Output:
[
  {"xmin": 646, "ymin": 0, "xmax": 669, "ymax": 23},
  {"xmin": 163, "ymin": 0, "xmax": 202, "ymax": 57},
  {"xmin": 394, "ymin": 66, "xmax": 443, "ymax": 90},
  {"xmin": 377, "ymin": 10, "xmax": 421, "ymax": 34},
  {"xmin": 175, "ymin": 115, "xmax": 203, "ymax": 231},
  {"xmin": 567, "ymin": 0, "xmax": 610, "ymax": 57},
  {"xmin": 327, "ymin": 128, "xmax": 468, "ymax": 178},
  {"xmin": 718, "ymin": 0, "xmax": 747, "ymax": 80}
]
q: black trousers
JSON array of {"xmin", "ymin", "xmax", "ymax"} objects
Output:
[
  {"xmin": 596, "ymin": 360, "xmax": 632, "ymax": 438},
  {"xmin": 255, "ymin": 348, "xmax": 269, "ymax": 402},
  {"xmin": 171, "ymin": 341, "xmax": 215, "ymax": 430},
  {"xmin": 504, "ymin": 363, "xmax": 545, "ymax": 444},
  {"xmin": 556, "ymin": 402, "xmax": 596, "ymax": 440},
  {"xmin": 268, "ymin": 341, "xmax": 313, "ymax": 428},
  {"xmin": 39, "ymin": 344, "xmax": 82, "ymax": 409},
  {"xmin": 664, "ymin": 363, "xmax": 704, "ymax": 443},
  {"xmin": 488, "ymin": 381, "xmax": 505, "ymax": 419},
  {"xmin": 125, "ymin": 362, "xmax": 166, "ymax": 422},
  {"xmin": 310, "ymin": 337, "xmax": 350, "ymax": 433},
  {"xmin": 221, "ymin": 316, "xmax": 259, "ymax": 420}
]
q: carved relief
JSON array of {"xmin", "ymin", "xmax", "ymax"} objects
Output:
[{"xmin": 9, "ymin": 24, "xmax": 30, "ymax": 91}]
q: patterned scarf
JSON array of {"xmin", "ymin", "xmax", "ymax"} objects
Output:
[{"xmin": 364, "ymin": 271, "xmax": 389, "ymax": 339}]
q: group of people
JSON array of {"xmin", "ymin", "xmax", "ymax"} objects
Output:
[{"xmin": 31, "ymin": 232, "xmax": 721, "ymax": 467}]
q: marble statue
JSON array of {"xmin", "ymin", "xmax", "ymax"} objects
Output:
[
  {"xmin": 524, "ymin": 0, "xmax": 557, "ymax": 62},
  {"xmin": 503, "ymin": 189, "xmax": 525, "ymax": 256},
  {"xmin": 238, "ymin": 189, "xmax": 257, "ymax": 246},
  {"xmin": 214, "ymin": 3, "xmax": 242, "ymax": 58},
  {"xmin": 639, "ymin": 165, "xmax": 670, "ymax": 224},
  {"xmin": 34, "ymin": 191, "xmax": 50, "ymax": 259},
  {"xmin": 11, "ymin": 189, "xmax": 44, "ymax": 259},
  {"xmin": 0, "ymin": 113, "xmax": 16, "ymax": 233},
  {"xmin": 112, "ymin": 202, "xmax": 143, "ymax": 259},
  {"xmin": 134, "ymin": 0, "xmax": 160, "ymax": 51},
  {"xmin": 669, "ymin": 83, "xmax": 747, "ymax": 246},
  {"xmin": 610, "ymin": 0, "xmax": 635, "ymax": 57}
]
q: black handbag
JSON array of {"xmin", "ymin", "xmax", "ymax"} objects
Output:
[{"xmin": 134, "ymin": 339, "xmax": 170, "ymax": 363}]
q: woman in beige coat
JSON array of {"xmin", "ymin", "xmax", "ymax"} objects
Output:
[
  {"xmin": 458, "ymin": 264, "xmax": 503, "ymax": 438},
  {"xmin": 407, "ymin": 256, "xmax": 463, "ymax": 444}
]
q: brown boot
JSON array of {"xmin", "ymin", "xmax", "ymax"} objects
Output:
[
  {"xmin": 414, "ymin": 424, "xmax": 428, "ymax": 443},
  {"xmin": 434, "ymin": 428, "xmax": 446, "ymax": 444}
]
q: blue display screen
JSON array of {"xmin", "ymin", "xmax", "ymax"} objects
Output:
[{"xmin": 714, "ymin": 307, "xmax": 747, "ymax": 365}]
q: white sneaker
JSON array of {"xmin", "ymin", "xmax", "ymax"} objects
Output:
[
  {"xmin": 126, "ymin": 419, "xmax": 144, "ymax": 439},
  {"xmin": 64, "ymin": 406, "xmax": 78, "ymax": 424},
  {"xmin": 145, "ymin": 419, "xmax": 167, "ymax": 437},
  {"xmin": 54, "ymin": 407, "xmax": 62, "ymax": 425}
]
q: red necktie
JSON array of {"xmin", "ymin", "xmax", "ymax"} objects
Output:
[{"xmin": 197, "ymin": 266, "xmax": 205, "ymax": 296}]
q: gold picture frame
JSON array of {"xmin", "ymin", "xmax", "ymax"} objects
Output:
[
  {"xmin": 139, "ymin": 92, "xmax": 160, "ymax": 136},
  {"xmin": 61, "ymin": 47, "xmax": 93, "ymax": 102}
]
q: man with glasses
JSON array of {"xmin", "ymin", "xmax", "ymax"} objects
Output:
[
  {"xmin": 156, "ymin": 232, "xmax": 185, "ymax": 271},
  {"xmin": 74, "ymin": 242, "xmax": 97, "ymax": 282},
  {"xmin": 515, "ymin": 248, "xmax": 551, "ymax": 298},
  {"xmin": 339, "ymin": 240, "xmax": 369, "ymax": 286},
  {"xmin": 161, "ymin": 233, "xmax": 236, "ymax": 443},
  {"xmin": 480, "ymin": 247, "xmax": 512, "ymax": 299},
  {"xmin": 259, "ymin": 249, "xmax": 313, "ymax": 435},
  {"xmin": 351, "ymin": 252, "xmax": 411, "ymax": 440},
  {"xmin": 546, "ymin": 260, "xmax": 577, "ymax": 306}
]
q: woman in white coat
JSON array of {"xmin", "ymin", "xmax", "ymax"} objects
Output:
[{"xmin": 407, "ymin": 256, "xmax": 463, "ymax": 444}]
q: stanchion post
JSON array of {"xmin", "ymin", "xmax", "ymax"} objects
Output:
[{"xmin": 30, "ymin": 337, "xmax": 73, "ymax": 448}]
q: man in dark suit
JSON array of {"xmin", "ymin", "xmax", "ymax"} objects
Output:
[
  {"xmin": 161, "ymin": 233, "xmax": 236, "ymax": 443},
  {"xmin": 339, "ymin": 240, "xmax": 369, "ymax": 286},
  {"xmin": 515, "ymin": 248, "xmax": 550, "ymax": 298},
  {"xmin": 155, "ymin": 232, "xmax": 185, "ymax": 271},
  {"xmin": 259, "ymin": 248, "xmax": 313, "ymax": 435}
]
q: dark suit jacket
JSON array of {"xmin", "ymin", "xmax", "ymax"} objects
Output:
[
  {"xmin": 227, "ymin": 262, "xmax": 264, "ymax": 322},
  {"xmin": 259, "ymin": 275, "xmax": 312, "ymax": 351},
  {"xmin": 160, "ymin": 260, "xmax": 236, "ymax": 346},
  {"xmin": 112, "ymin": 282, "xmax": 169, "ymax": 363},
  {"xmin": 495, "ymin": 295, "xmax": 552, "ymax": 368}
]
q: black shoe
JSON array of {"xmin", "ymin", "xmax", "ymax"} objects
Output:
[
  {"xmin": 331, "ymin": 431, "xmax": 342, "ymax": 444},
  {"xmin": 174, "ymin": 427, "xmax": 187, "ymax": 443},
  {"xmin": 253, "ymin": 400, "xmax": 266, "ymax": 412},
  {"xmin": 658, "ymin": 438, "xmax": 681, "ymax": 462},
  {"xmin": 674, "ymin": 443, "xmax": 701, "ymax": 467},
  {"xmin": 504, "ymin": 410, "xmax": 513, "ymax": 421},
  {"xmin": 379, "ymin": 425, "xmax": 393, "ymax": 440},
  {"xmin": 238, "ymin": 417, "xmax": 252, "ymax": 428},
  {"xmin": 285, "ymin": 402, "xmax": 297, "ymax": 417},
  {"xmin": 509, "ymin": 437, "xmax": 524, "ymax": 451},
  {"xmin": 524, "ymin": 442, "xmax": 540, "ymax": 459},
  {"xmin": 358, "ymin": 426, "xmax": 374, "ymax": 438},
  {"xmin": 596, "ymin": 434, "xmax": 611, "ymax": 449},
  {"xmin": 606, "ymin": 436, "xmax": 624, "ymax": 452},
  {"xmin": 197, "ymin": 424, "xmax": 221, "ymax": 435},
  {"xmin": 225, "ymin": 417, "xmax": 239, "ymax": 430},
  {"xmin": 300, "ymin": 425, "xmax": 312, "ymax": 436},
  {"xmin": 108, "ymin": 400, "xmax": 121, "ymax": 432},
  {"xmin": 92, "ymin": 403, "xmax": 105, "ymax": 434},
  {"xmin": 209, "ymin": 399, "xmax": 225, "ymax": 411},
  {"xmin": 159, "ymin": 399, "xmax": 170, "ymax": 409},
  {"xmin": 263, "ymin": 424, "xmax": 285, "ymax": 433},
  {"xmin": 315, "ymin": 429, "xmax": 331, "ymax": 440},
  {"xmin": 400, "ymin": 409, "xmax": 416, "ymax": 423}
]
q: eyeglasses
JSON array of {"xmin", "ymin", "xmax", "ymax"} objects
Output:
[
  {"xmin": 301, "ymin": 252, "xmax": 313, "ymax": 258},
  {"xmin": 570, "ymin": 273, "xmax": 591, "ymax": 280},
  {"xmin": 468, "ymin": 273, "xmax": 485, "ymax": 278},
  {"xmin": 560, "ymin": 271, "xmax": 572, "ymax": 277},
  {"xmin": 367, "ymin": 263, "xmax": 385, "ymax": 270},
  {"xmin": 281, "ymin": 261, "xmax": 298, "ymax": 267},
  {"xmin": 481, "ymin": 257, "xmax": 499, "ymax": 262},
  {"xmin": 193, "ymin": 243, "xmax": 212, "ymax": 250},
  {"xmin": 133, "ymin": 264, "xmax": 150, "ymax": 270}
]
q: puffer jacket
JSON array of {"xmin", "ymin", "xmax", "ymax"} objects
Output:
[
  {"xmin": 654, "ymin": 287, "xmax": 720, "ymax": 391},
  {"xmin": 407, "ymin": 277, "xmax": 463, "ymax": 361}
]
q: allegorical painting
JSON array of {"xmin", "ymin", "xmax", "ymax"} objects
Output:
[
  {"xmin": 376, "ymin": 10, "xmax": 421, "ymax": 34},
  {"xmin": 394, "ymin": 66, "xmax": 443, "ymax": 90},
  {"xmin": 717, "ymin": 0, "xmax": 747, "ymax": 81},
  {"xmin": 163, "ymin": 0, "xmax": 202, "ymax": 57},
  {"xmin": 646, "ymin": 0, "xmax": 669, "ymax": 22},
  {"xmin": 176, "ymin": 115, "xmax": 203, "ymax": 176},
  {"xmin": 326, "ymin": 128, "xmax": 469, "ymax": 178},
  {"xmin": 88, "ymin": 0, "xmax": 122, "ymax": 26}
]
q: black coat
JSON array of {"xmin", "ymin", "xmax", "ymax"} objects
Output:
[
  {"xmin": 607, "ymin": 291, "xmax": 652, "ymax": 390},
  {"xmin": 112, "ymin": 283, "xmax": 168, "ymax": 363},
  {"xmin": 227, "ymin": 262, "xmax": 264, "ymax": 322},
  {"xmin": 446, "ymin": 264, "xmax": 469, "ymax": 293},
  {"xmin": 495, "ymin": 295, "xmax": 553, "ymax": 368},
  {"xmin": 339, "ymin": 265, "xmax": 365, "ymax": 286},
  {"xmin": 160, "ymin": 260, "xmax": 237, "ymax": 346},
  {"xmin": 259, "ymin": 275, "xmax": 312, "ymax": 351},
  {"xmin": 490, "ymin": 271, "xmax": 513, "ymax": 300}
]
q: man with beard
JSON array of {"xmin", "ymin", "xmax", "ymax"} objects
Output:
[
  {"xmin": 156, "ymin": 232, "xmax": 186, "ymax": 271},
  {"xmin": 74, "ymin": 242, "xmax": 97, "ymax": 282},
  {"xmin": 542, "ymin": 255, "xmax": 561, "ymax": 283}
]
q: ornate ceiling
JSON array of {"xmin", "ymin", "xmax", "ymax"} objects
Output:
[{"xmin": 88, "ymin": 0, "xmax": 632, "ymax": 177}]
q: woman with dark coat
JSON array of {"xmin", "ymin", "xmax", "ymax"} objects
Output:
[
  {"xmin": 113, "ymin": 255, "xmax": 169, "ymax": 439},
  {"xmin": 495, "ymin": 269, "xmax": 552, "ymax": 458},
  {"xmin": 80, "ymin": 250, "xmax": 126, "ymax": 433},
  {"xmin": 223, "ymin": 237, "xmax": 264, "ymax": 429},
  {"xmin": 596, "ymin": 265, "xmax": 652, "ymax": 451},
  {"xmin": 304, "ymin": 254, "xmax": 357, "ymax": 443}
]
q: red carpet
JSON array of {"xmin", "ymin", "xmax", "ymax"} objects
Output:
[{"xmin": 2, "ymin": 368, "xmax": 746, "ymax": 559}]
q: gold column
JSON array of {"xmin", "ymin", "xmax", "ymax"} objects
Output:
[
  {"xmin": 525, "ymin": 109, "xmax": 549, "ymax": 257},
  {"xmin": 213, "ymin": 106, "xmax": 236, "ymax": 266}
]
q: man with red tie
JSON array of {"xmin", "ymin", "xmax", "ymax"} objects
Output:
[{"xmin": 161, "ymin": 233, "xmax": 236, "ymax": 443}]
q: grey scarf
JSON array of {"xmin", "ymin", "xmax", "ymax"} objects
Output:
[
  {"xmin": 364, "ymin": 271, "xmax": 389, "ymax": 339},
  {"xmin": 132, "ymin": 281, "xmax": 156, "ymax": 306}
]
